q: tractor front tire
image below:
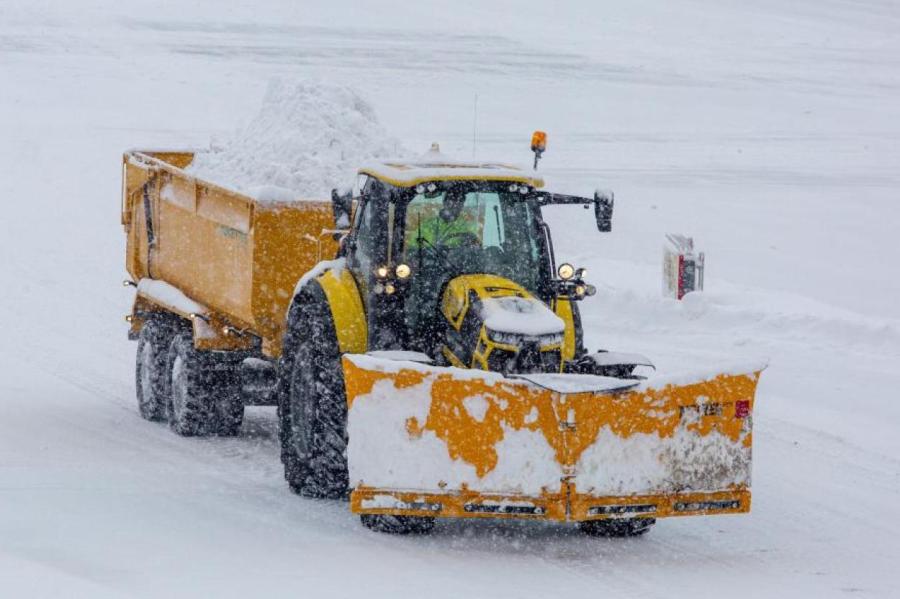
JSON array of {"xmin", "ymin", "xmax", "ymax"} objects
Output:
[
  {"xmin": 360, "ymin": 514, "xmax": 436, "ymax": 535},
  {"xmin": 280, "ymin": 286, "xmax": 349, "ymax": 499},
  {"xmin": 578, "ymin": 518, "xmax": 655, "ymax": 537}
]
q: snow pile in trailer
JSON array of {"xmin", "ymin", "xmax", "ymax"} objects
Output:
[{"xmin": 186, "ymin": 79, "xmax": 402, "ymax": 201}]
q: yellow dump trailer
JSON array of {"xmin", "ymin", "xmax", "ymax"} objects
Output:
[
  {"xmin": 122, "ymin": 150, "xmax": 338, "ymax": 357},
  {"xmin": 121, "ymin": 146, "xmax": 763, "ymax": 536}
]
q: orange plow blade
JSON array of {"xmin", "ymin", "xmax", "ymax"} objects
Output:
[{"xmin": 343, "ymin": 354, "xmax": 764, "ymax": 522}]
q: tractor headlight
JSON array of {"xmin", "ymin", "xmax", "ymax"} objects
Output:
[
  {"xmin": 557, "ymin": 263, "xmax": 576, "ymax": 280},
  {"xmin": 395, "ymin": 263, "xmax": 411, "ymax": 279},
  {"xmin": 375, "ymin": 265, "xmax": 389, "ymax": 278}
]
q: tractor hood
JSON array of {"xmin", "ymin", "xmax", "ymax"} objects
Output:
[
  {"xmin": 479, "ymin": 295, "xmax": 564, "ymax": 339},
  {"xmin": 440, "ymin": 274, "xmax": 565, "ymax": 373}
]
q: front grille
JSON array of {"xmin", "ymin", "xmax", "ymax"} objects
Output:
[
  {"xmin": 487, "ymin": 348, "xmax": 517, "ymax": 373},
  {"xmin": 486, "ymin": 345, "xmax": 561, "ymax": 374}
]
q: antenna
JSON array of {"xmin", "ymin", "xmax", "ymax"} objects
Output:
[{"xmin": 472, "ymin": 93, "xmax": 478, "ymax": 158}]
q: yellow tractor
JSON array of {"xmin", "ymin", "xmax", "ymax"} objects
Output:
[{"xmin": 122, "ymin": 142, "xmax": 763, "ymax": 536}]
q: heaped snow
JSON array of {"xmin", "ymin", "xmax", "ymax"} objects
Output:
[
  {"xmin": 2, "ymin": 0, "xmax": 900, "ymax": 598},
  {"xmin": 186, "ymin": 79, "xmax": 402, "ymax": 200}
]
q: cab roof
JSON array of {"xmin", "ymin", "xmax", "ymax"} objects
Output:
[{"xmin": 359, "ymin": 146, "xmax": 544, "ymax": 189}]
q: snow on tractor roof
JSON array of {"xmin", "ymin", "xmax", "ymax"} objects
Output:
[{"xmin": 359, "ymin": 145, "xmax": 544, "ymax": 188}]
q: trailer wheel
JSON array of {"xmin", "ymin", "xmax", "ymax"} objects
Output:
[
  {"xmin": 215, "ymin": 381, "xmax": 245, "ymax": 437},
  {"xmin": 280, "ymin": 286, "xmax": 348, "ymax": 499},
  {"xmin": 167, "ymin": 332, "xmax": 243, "ymax": 437},
  {"xmin": 360, "ymin": 514, "xmax": 436, "ymax": 535},
  {"xmin": 135, "ymin": 319, "xmax": 172, "ymax": 421},
  {"xmin": 578, "ymin": 518, "xmax": 655, "ymax": 537}
]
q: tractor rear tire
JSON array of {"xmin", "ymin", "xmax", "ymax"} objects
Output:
[
  {"xmin": 280, "ymin": 287, "xmax": 349, "ymax": 499},
  {"xmin": 578, "ymin": 518, "xmax": 655, "ymax": 537},
  {"xmin": 167, "ymin": 332, "xmax": 243, "ymax": 437},
  {"xmin": 360, "ymin": 514, "xmax": 436, "ymax": 535},
  {"xmin": 135, "ymin": 319, "xmax": 173, "ymax": 421}
]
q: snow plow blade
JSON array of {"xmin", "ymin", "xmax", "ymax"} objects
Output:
[{"xmin": 344, "ymin": 354, "xmax": 764, "ymax": 523}]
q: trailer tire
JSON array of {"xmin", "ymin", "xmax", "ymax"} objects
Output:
[
  {"xmin": 578, "ymin": 518, "xmax": 655, "ymax": 537},
  {"xmin": 360, "ymin": 514, "xmax": 436, "ymax": 535},
  {"xmin": 281, "ymin": 285, "xmax": 349, "ymax": 499},
  {"xmin": 135, "ymin": 319, "xmax": 173, "ymax": 421},
  {"xmin": 213, "ymin": 368, "xmax": 245, "ymax": 437},
  {"xmin": 167, "ymin": 332, "xmax": 243, "ymax": 437}
]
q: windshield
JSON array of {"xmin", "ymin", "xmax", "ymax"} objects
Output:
[{"xmin": 399, "ymin": 183, "xmax": 546, "ymax": 342}]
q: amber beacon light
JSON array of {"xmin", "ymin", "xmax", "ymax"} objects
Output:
[{"xmin": 530, "ymin": 130, "xmax": 547, "ymax": 170}]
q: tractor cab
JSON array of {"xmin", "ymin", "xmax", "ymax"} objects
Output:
[{"xmin": 332, "ymin": 148, "xmax": 614, "ymax": 373}]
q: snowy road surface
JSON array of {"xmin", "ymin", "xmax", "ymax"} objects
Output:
[{"xmin": 1, "ymin": 1, "xmax": 899, "ymax": 597}]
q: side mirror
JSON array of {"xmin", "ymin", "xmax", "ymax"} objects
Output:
[
  {"xmin": 594, "ymin": 189, "xmax": 614, "ymax": 232},
  {"xmin": 331, "ymin": 187, "xmax": 353, "ymax": 229}
]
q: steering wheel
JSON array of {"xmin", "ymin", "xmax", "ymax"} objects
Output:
[{"xmin": 446, "ymin": 231, "xmax": 481, "ymax": 248}]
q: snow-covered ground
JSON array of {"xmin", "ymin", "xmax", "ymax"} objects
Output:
[{"xmin": 2, "ymin": 1, "xmax": 899, "ymax": 597}]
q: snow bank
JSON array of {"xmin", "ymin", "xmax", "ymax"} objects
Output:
[{"xmin": 187, "ymin": 80, "xmax": 402, "ymax": 201}]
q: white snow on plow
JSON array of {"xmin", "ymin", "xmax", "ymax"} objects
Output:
[
  {"xmin": 576, "ymin": 422, "xmax": 751, "ymax": 496},
  {"xmin": 346, "ymin": 374, "xmax": 564, "ymax": 496}
]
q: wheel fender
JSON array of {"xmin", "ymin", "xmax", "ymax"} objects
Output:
[
  {"xmin": 311, "ymin": 265, "xmax": 367, "ymax": 355},
  {"xmin": 285, "ymin": 264, "xmax": 367, "ymax": 363},
  {"xmin": 552, "ymin": 297, "xmax": 581, "ymax": 362}
]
